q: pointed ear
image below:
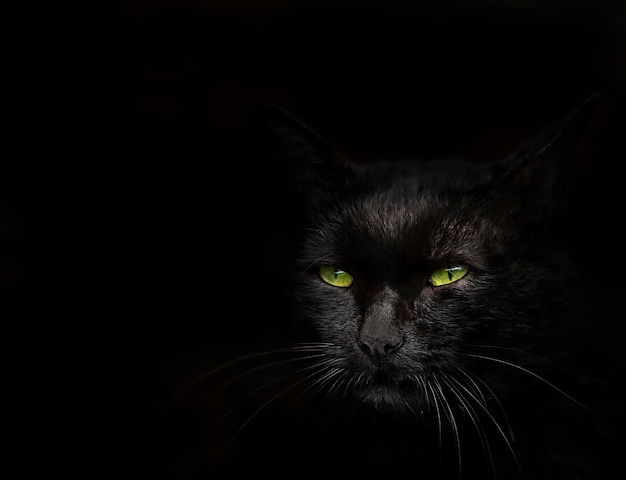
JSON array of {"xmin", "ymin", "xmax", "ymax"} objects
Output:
[
  {"xmin": 249, "ymin": 102, "xmax": 349, "ymax": 202},
  {"xmin": 492, "ymin": 93, "xmax": 600, "ymax": 219},
  {"xmin": 497, "ymin": 93, "xmax": 600, "ymax": 187}
]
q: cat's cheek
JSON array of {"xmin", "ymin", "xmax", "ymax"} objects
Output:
[{"xmin": 308, "ymin": 285, "xmax": 359, "ymax": 341}]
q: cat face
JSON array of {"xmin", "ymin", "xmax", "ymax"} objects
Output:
[
  {"xmin": 251, "ymin": 97, "xmax": 596, "ymax": 414},
  {"xmin": 289, "ymin": 162, "xmax": 575, "ymax": 412}
]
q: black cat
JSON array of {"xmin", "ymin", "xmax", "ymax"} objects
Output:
[{"xmin": 192, "ymin": 96, "xmax": 624, "ymax": 479}]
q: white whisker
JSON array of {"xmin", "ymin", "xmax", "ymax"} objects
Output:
[
  {"xmin": 457, "ymin": 367, "xmax": 515, "ymax": 441},
  {"xmin": 229, "ymin": 358, "xmax": 343, "ymax": 442},
  {"xmin": 448, "ymin": 373, "xmax": 523, "ymax": 478},
  {"xmin": 464, "ymin": 353, "xmax": 594, "ymax": 413},
  {"xmin": 433, "ymin": 375, "xmax": 462, "ymax": 477},
  {"xmin": 424, "ymin": 377, "xmax": 443, "ymax": 457},
  {"xmin": 219, "ymin": 356, "xmax": 336, "ymax": 425},
  {"xmin": 466, "ymin": 345, "xmax": 604, "ymax": 384},
  {"xmin": 216, "ymin": 353, "xmax": 331, "ymax": 392},
  {"xmin": 324, "ymin": 369, "xmax": 350, "ymax": 400},
  {"xmin": 443, "ymin": 375, "xmax": 497, "ymax": 479},
  {"xmin": 169, "ymin": 344, "xmax": 330, "ymax": 403},
  {"xmin": 307, "ymin": 365, "xmax": 344, "ymax": 393},
  {"xmin": 340, "ymin": 371, "xmax": 357, "ymax": 399},
  {"xmin": 302, "ymin": 253, "xmax": 334, "ymax": 274}
]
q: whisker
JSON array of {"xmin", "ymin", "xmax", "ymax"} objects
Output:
[
  {"xmin": 457, "ymin": 367, "xmax": 515, "ymax": 441},
  {"xmin": 465, "ymin": 344, "xmax": 605, "ymax": 384},
  {"xmin": 443, "ymin": 375, "xmax": 497, "ymax": 480},
  {"xmin": 453, "ymin": 367, "xmax": 488, "ymax": 407},
  {"xmin": 322, "ymin": 369, "xmax": 351, "ymax": 402},
  {"xmin": 354, "ymin": 370, "xmax": 367, "ymax": 388},
  {"xmin": 219, "ymin": 357, "xmax": 337, "ymax": 426},
  {"xmin": 414, "ymin": 374, "xmax": 430, "ymax": 411},
  {"xmin": 340, "ymin": 371, "xmax": 358, "ymax": 399},
  {"xmin": 168, "ymin": 344, "xmax": 331, "ymax": 404},
  {"xmin": 228, "ymin": 358, "xmax": 342, "ymax": 442},
  {"xmin": 300, "ymin": 363, "xmax": 349, "ymax": 411},
  {"xmin": 448, "ymin": 373, "xmax": 523, "ymax": 478},
  {"xmin": 302, "ymin": 253, "xmax": 334, "ymax": 274},
  {"xmin": 307, "ymin": 367, "xmax": 351, "ymax": 413},
  {"xmin": 464, "ymin": 353, "xmax": 594, "ymax": 413},
  {"xmin": 306, "ymin": 365, "xmax": 344, "ymax": 394},
  {"xmin": 433, "ymin": 375, "xmax": 462, "ymax": 477},
  {"xmin": 424, "ymin": 377, "xmax": 444, "ymax": 459},
  {"xmin": 216, "ymin": 353, "xmax": 330, "ymax": 393}
]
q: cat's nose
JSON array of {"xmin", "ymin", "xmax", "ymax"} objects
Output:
[
  {"xmin": 359, "ymin": 334, "xmax": 403, "ymax": 365},
  {"xmin": 359, "ymin": 289, "xmax": 404, "ymax": 364}
]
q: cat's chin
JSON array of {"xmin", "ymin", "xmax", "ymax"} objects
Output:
[{"xmin": 357, "ymin": 383, "xmax": 425, "ymax": 414}]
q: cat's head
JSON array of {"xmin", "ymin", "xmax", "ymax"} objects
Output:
[{"xmin": 251, "ymin": 97, "xmax": 597, "ymax": 413}]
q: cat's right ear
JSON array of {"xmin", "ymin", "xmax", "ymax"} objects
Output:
[{"xmin": 249, "ymin": 102, "xmax": 349, "ymax": 202}]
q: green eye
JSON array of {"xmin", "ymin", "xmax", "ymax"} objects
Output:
[
  {"xmin": 429, "ymin": 265, "xmax": 469, "ymax": 287},
  {"xmin": 319, "ymin": 266, "xmax": 354, "ymax": 288}
]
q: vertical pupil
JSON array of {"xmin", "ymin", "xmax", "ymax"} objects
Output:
[{"xmin": 447, "ymin": 270, "xmax": 454, "ymax": 281}]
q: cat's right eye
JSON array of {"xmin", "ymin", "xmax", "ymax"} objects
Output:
[
  {"xmin": 319, "ymin": 266, "xmax": 354, "ymax": 288},
  {"xmin": 429, "ymin": 265, "xmax": 469, "ymax": 287}
]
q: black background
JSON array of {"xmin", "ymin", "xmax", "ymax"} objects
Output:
[{"xmin": 2, "ymin": 0, "xmax": 626, "ymax": 478}]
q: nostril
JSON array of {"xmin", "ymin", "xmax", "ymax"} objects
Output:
[{"xmin": 359, "ymin": 340, "xmax": 373, "ymax": 358}]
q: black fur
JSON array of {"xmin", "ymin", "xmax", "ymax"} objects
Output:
[{"xmin": 209, "ymin": 97, "xmax": 624, "ymax": 479}]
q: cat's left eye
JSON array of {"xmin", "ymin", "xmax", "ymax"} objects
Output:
[
  {"xmin": 429, "ymin": 265, "xmax": 469, "ymax": 287},
  {"xmin": 319, "ymin": 266, "xmax": 354, "ymax": 288}
]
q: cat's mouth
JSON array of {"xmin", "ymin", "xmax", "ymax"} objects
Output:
[
  {"xmin": 358, "ymin": 382, "xmax": 424, "ymax": 411},
  {"xmin": 356, "ymin": 371, "xmax": 426, "ymax": 411}
]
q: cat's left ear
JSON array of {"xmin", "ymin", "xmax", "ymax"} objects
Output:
[
  {"xmin": 493, "ymin": 93, "xmax": 601, "ymax": 214},
  {"xmin": 249, "ymin": 102, "xmax": 350, "ymax": 204}
]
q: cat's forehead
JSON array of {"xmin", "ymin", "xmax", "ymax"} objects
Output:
[
  {"xmin": 348, "ymin": 191, "xmax": 430, "ymax": 237},
  {"xmin": 319, "ymin": 159, "xmax": 497, "ymax": 264},
  {"xmin": 346, "ymin": 158, "xmax": 490, "ymax": 227},
  {"xmin": 327, "ymin": 190, "xmax": 481, "ymax": 263},
  {"xmin": 345, "ymin": 194, "xmax": 453, "ymax": 249},
  {"xmin": 301, "ymin": 158, "xmax": 499, "ymax": 267}
]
